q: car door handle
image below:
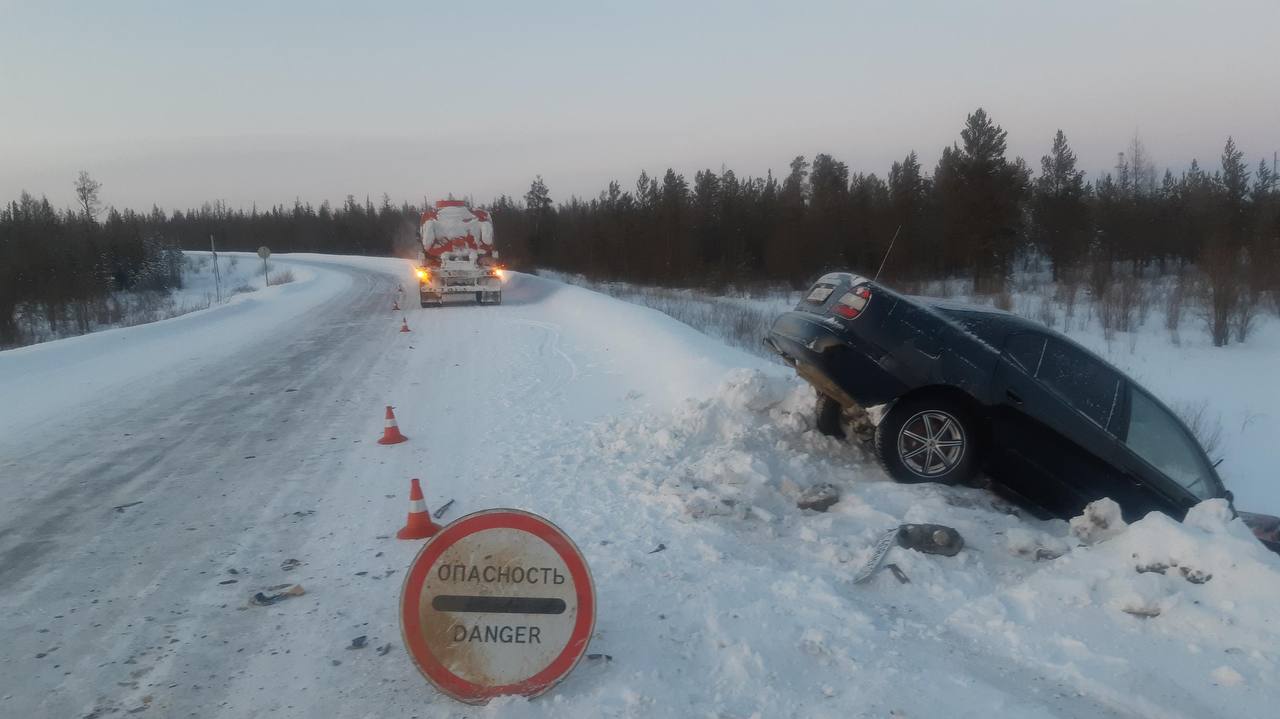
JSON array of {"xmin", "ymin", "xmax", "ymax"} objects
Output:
[{"xmin": 1005, "ymin": 390, "xmax": 1024, "ymax": 406}]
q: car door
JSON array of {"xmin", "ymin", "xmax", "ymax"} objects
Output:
[
  {"xmin": 988, "ymin": 334, "xmax": 1132, "ymax": 517},
  {"xmin": 1110, "ymin": 385, "xmax": 1219, "ymax": 520}
]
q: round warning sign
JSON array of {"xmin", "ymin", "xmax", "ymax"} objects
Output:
[{"xmin": 400, "ymin": 509, "xmax": 596, "ymax": 705}]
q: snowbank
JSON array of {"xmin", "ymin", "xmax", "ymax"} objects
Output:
[{"xmin": 570, "ymin": 370, "xmax": 1280, "ymax": 717}]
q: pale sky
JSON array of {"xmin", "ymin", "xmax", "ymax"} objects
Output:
[{"xmin": 2, "ymin": 0, "xmax": 1277, "ymax": 211}]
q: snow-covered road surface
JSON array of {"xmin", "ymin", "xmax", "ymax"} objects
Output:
[{"xmin": 2, "ymin": 254, "xmax": 1277, "ymax": 718}]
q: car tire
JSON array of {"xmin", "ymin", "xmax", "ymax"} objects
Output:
[
  {"xmin": 815, "ymin": 395, "xmax": 845, "ymax": 439},
  {"xmin": 875, "ymin": 395, "xmax": 977, "ymax": 486}
]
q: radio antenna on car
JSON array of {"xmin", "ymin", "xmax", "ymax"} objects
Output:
[{"xmin": 874, "ymin": 225, "xmax": 902, "ymax": 282}]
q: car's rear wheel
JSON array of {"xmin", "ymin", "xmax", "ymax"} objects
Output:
[{"xmin": 875, "ymin": 396, "xmax": 977, "ymax": 485}]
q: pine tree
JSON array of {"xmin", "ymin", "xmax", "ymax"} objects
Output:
[
  {"xmin": 1030, "ymin": 130, "xmax": 1090, "ymax": 280},
  {"xmin": 935, "ymin": 108, "xmax": 1029, "ymax": 291}
]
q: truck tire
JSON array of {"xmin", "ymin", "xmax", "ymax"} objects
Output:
[{"xmin": 874, "ymin": 395, "xmax": 977, "ymax": 485}]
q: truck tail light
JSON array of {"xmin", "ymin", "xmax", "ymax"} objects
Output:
[{"xmin": 833, "ymin": 286, "xmax": 871, "ymax": 319}]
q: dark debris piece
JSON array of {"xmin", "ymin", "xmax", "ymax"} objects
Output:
[
  {"xmin": 347, "ymin": 636, "xmax": 368, "ymax": 650},
  {"xmin": 796, "ymin": 483, "xmax": 840, "ymax": 512},
  {"xmin": 647, "ymin": 543, "xmax": 666, "ymax": 554}
]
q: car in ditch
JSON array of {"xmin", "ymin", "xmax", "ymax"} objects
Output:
[{"xmin": 764, "ymin": 271, "xmax": 1280, "ymax": 552}]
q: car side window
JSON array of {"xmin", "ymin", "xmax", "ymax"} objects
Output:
[
  {"xmin": 1123, "ymin": 389, "xmax": 1215, "ymax": 499},
  {"xmin": 1035, "ymin": 340, "xmax": 1121, "ymax": 430},
  {"xmin": 1003, "ymin": 333, "xmax": 1046, "ymax": 374}
]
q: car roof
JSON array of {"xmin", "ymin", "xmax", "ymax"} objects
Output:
[{"xmin": 920, "ymin": 298, "xmax": 1047, "ymax": 340}]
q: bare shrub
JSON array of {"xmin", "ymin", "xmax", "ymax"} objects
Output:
[
  {"xmin": 1164, "ymin": 271, "xmax": 1188, "ymax": 346},
  {"xmin": 1097, "ymin": 272, "xmax": 1145, "ymax": 342},
  {"xmin": 1088, "ymin": 252, "xmax": 1113, "ymax": 304},
  {"xmin": 1198, "ymin": 242, "xmax": 1244, "ymax": 347},
  {"xmin": 1232, "ymin": 282, "xmax": 1261, "ymax": 344},
  {"xmin": 1173, "ymin": 399, "xmax": 1224, "ymax": 460},
  {"xmin": 270, "ymin": 269, "xmax": 296, "ymax": 285},
  {"xmin": 1055, "ymin": 271, "xmax": 1081, "ymax": 320},
  {"xmin": 1115, "ymin": 274, "xmax": 1145, "ymax": 332},
  {"xmin": 992, "ymin": 290, "xmax": 1014, "ymax": 311},
  {"xmin": 1035, "ymin": 297, "xmax": 1057, "ymax": 328}
]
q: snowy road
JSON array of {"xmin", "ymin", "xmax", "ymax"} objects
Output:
[{"xmin": 2, "ymin": 255, "xmax": 1277, "ymax": 718}]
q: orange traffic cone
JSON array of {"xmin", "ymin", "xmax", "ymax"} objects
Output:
[
  {"xmin": 399, "ymin": 317, "xmax": 411, "ymax": 333},
  {"xmin": 396, "ymin": 478, "xmax": 440, "ymax": 539},
  {"xmin": 377, "ymin": 405, "xmax": 408, "ymax": 445}
]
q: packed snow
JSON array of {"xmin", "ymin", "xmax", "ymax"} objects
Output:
[{"xmin": 1, "ymin": 255, "xmax": 1277, "ymax": 718}]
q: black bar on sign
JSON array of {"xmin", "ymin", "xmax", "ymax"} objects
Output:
[{"xmin": 432, "ymin": 595, "xmax": 566, "ymax": 615}]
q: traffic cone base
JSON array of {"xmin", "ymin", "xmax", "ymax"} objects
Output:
[
  {"xmin": 378, "ymin": 405, "xmax": 408, "ymax": 445},
  {"xmin": 399, "ymin": 317, "xmax": 411, "ymax": 333},
  {"xmin": 397, "ymin": 478, "xmax": 440, "ymax": 540}
]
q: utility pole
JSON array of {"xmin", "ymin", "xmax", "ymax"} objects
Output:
[{"xmin": 210, "ymin": 234, "xmax": 222, "ymax": 303}]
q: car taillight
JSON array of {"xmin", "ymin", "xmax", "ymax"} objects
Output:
[{"xmin": 833, "ymin": 286, "xmax": 871, "ymax": 319}]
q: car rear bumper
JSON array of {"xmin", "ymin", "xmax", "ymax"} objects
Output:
[{"xmin": 765, "ymin": 311, "xmax": 907, "ymax": 408}]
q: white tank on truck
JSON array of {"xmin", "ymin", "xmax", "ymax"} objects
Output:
[{"xmin": 415, "ymin": 199, "xmax": 505, "ymax": 306}]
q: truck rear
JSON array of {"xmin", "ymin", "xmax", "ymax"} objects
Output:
[{"xmin": 416, "ymin": 199, "xmax": 504, "ymax": 306}]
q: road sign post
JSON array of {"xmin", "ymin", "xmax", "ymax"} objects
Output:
[
  {"xmin": 400, "ymin": 509, "xmax": 596, "ymax": 705},
  {"xmin": 257, "ymin": 246, "xmax": 271, "ymax": 287}
]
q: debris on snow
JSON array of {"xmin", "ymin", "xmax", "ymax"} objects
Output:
[
  {"xmin": 433, "ymin": 499, "xmax": 454, "ymax": 519},
  {"xmin": 647, "ymin": 543, "xmax": 666, "ymax": 554},
  {"xmin": 896, "ymin": 523, "xmax": 964, "ymax": 556},
  {"xmin": 885, "ymin": 563, "xmax": 910, "ymax": 584},
  {"xmin": 346, "ymin": 636, "xmax": 367, "ymax": 650},
  {"xmin": 249, "ymin": 584, "xmax": 305, "ymax": 607},
  {"xmin": 280, "ymin": 558, "xmax": 302, "ymax": 572},
  {"xmin": 1211, "ymin": 665, "xmax": 1245, "ymax": 687},
  {"xmin": 854, "ymin": 527, "xmax": 901, "ymax": 584},
  {"xmin": 1005, "ymin": 528, "xmax": 1070, "ymax": 561},
  {"xmin": 1069, "ymin": 498, "xmax": 1128, "ymax": 545},
  {"xmin": 376, "ymin": 643, "xmax": 392, "ymax": 656},
  {"xmin": 796, "ymin": 483, "xmax": 840, "ymax": 512}
]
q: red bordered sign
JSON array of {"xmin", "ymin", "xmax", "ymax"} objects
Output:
[{"xmin": 400, "ymin": 509, "xmax": 596, "ymax": 704}]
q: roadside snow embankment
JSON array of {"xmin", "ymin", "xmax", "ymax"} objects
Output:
[
  {"xmin": 0, "ymin": 253, "xmax": 346, "ymax": 442},
  {"xmin": 571, "ymin": 368, "xmax": 1280, "ymax": 717}
]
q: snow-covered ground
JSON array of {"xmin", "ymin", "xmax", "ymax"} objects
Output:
[{"xmin": 2, "ymin": 255, "xmax": 1278, "ymax": 718}]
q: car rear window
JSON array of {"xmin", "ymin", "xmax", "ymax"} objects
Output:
[{"xmin": 1123, "ymin": 389, "xmax": 1215, "ymax": 499}]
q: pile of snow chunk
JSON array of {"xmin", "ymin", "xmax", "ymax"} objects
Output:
[
  {"xmin": 951, "ymin": 498, "xmax": 1280, "ymax": 714},
  {"xmin": 593, "ymin": 368, "xmax": 871, "ymax": 523}
]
